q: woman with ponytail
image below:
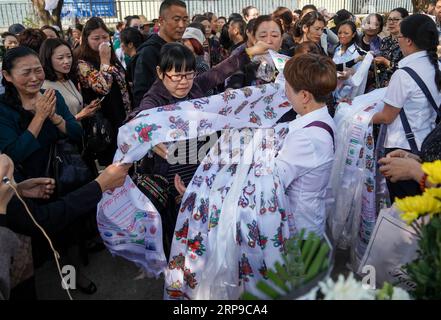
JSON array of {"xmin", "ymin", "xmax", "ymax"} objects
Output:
[
  {"xmin": 289, "ymin": 11, "xmax": 327, "ymax": 56},
  {"xmin": 372, "ymin": 14, "xmax": 441, "ymax": 201}
]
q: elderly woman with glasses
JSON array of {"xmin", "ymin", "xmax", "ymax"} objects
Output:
[
  {"xmin": 130, "ymin": 40, "xmax": 269, "ymax": 118},
  {"xmin": 374, "ymin": 7, "xmax": 409, "ymax": 87},
  {"xmin": 128, "ymin": 40, "xmax": 270, "ymax": 160},
  {"xmin": 126, "ymin": 41, "xmax": 270, "ymax": 256}
]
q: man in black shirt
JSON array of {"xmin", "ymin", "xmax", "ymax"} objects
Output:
[{"xmin": 132, "ymin": 0, "xmax": 189, "ymax": 108}]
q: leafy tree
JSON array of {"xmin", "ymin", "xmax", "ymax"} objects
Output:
[{"xmin": 31, "ymin": 0, "xmax": 64, "ymax": 30}]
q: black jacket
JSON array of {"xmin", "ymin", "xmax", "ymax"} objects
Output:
[
  {"xmin": 5, "ymin": 181, "xmax": 102, "ymax": 238},
  {"xmin": 0, "ymin": 225, "xmax": 18, "ymax": 300},
  {"xmin": 132, "ymin": 33, "xmax": 167, "ymax": 108}
]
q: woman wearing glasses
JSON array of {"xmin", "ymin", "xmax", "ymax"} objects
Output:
[
  {"xmin": 128, "ymin": 41, "xmax": 269, "ymax": 256},
  {"xmin": 374, "ymin": 7, "xmax": 409, "ymax": 87},
  {"xmin": 131, "ymin": 40, "xmax": 269, "ymax": 116}
]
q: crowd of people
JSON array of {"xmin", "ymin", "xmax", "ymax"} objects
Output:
[{"xmin": 0, "ymin": 0, "xmax": 441, "ymax": 300}]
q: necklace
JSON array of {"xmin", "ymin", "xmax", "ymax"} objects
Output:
[{"xmin": 59, "ymin": 79, "xmax": 83, "ymax": 109}]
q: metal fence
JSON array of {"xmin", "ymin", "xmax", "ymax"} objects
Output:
[
  {"xmin": 0, "ymin": 2, "xmax": 36, "ymax": 29},
  {"xmin": 298, "ymin": 0, "xmax": 413, "ymax": 14},
  {"xmin": 0, "ymin": 0, "xmax": 414, "ymax": 30},
  {"xmin": 101, "ymin": 0, "xmax": 302, "ymax": 23}
]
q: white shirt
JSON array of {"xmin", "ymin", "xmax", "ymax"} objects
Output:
[
  {"xmin": 383, "ymin": 50, "xmax": 440, "ymax": 150},
  {"xmin": 333, "ymin": 44, "xmax": 362, "ymax": 100},
  {"xmin": 333, "ymin": 43, "xmax": 361, "ymax": 66},
  {"xmin": 275, "ymin": 106, "xmax": 336, "ymax": 237}
]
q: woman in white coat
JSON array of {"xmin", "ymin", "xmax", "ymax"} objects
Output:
[{"xmin": 275, "ymin": 53, "xmax": 337, "ymax": 237}]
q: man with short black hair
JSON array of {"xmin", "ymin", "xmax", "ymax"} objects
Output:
[{"xmin": 132, "ymin": 0, "xmax": 188, "ymax": 108}]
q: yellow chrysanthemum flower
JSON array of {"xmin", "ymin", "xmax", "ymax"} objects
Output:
[
  {"xmin": 400, "ymin": 211, "xmax": 420, "ymax": 225},
  {"xmin": 422, "ymin": 161, "xmax": 441, "ymax": 184},
  {"xmin": 396, "ymin": 196, "xmax": 426, "ymax": 214},
  {"xmin": 395, "ymin": 196, "xmax": 419, "ymax": 214},
  {"xmin": 422, "ymin": 195, "xmax": 441, "ymax": 214},
  {"xmin": 396, "ymin": 194, "xmax": 441, "ymax": 223},
  {"xmin": 424, "ymin": 188, "xmax": 441, "ymax": 200}
]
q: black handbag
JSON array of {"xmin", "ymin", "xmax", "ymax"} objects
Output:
[
  {"xmin": 83, "ymin": 111, "xmax": 113, "ymax": 156},
  {"xmin": 46, "ymin": 139, "xmax": 95, "ymax": 197},
  {"xmin": 131, "ymin": 164, "xmax": 177, "ymax": 258}
]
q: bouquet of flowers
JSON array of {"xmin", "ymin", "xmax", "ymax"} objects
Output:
[
  {"xmin": 305, "ymin": 273, "xmax": 411, "ymax": 300},
  {"xmin": 394, "ymin": 160, "xmax": 441, "ymax": 300}
]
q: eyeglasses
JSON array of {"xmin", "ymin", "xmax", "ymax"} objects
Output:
[
  {"xmin": 387, "ymin": 17, "xmax": 402, "ymax": 23},
  {"xmin": 164, "ymin": 72, "xmax": 195, "ymax": 82}
]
